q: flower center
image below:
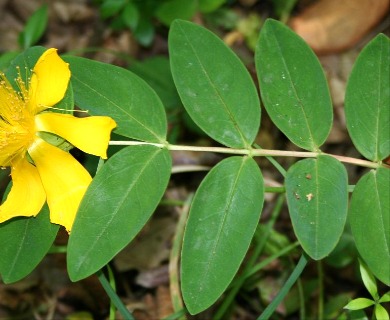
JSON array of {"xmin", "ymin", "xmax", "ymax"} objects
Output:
[{"xmin": 0, "ymin": 73, "xmax": 35, "ymax": 166}]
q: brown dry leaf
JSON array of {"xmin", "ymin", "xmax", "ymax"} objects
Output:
[
  {"xmin": 0, "ymin": 6, "xmax": 24, "ymax": 51},
  {"xmin": 11, "ymin": 0, "xmax": 42, "ymax": 20},
  {"xmin": 289, "ymin": 0, "xmax": 390, "ymax": 54},
  {"xmin": 52, "ymin": 0, "xmax": 95, "ymax": 23}
]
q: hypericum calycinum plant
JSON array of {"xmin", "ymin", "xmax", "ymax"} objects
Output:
[{"xmin": 0, "ymin": 19, "xmax": 389, "ymax": 319}]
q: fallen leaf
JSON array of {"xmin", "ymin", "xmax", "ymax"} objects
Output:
[{"xmin": 289, "ymin": 0, "xmax": 390, "ymax": 54}]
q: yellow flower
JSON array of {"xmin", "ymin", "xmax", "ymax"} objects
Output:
[{"xmin": 0, "ymin": 48, "xmax": 116, "ymax": 232}]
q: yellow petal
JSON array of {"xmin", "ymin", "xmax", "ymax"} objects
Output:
[
  {"xmin": 0, "ymin": 157, "xmax": 46, "ymax": 223},
  {"xmin": 28, "ymin": 138, "xmax": 92, "ymax": 232},
  {"xmin": 29, "ymin": 48, "xmax": 70, "ymax": 114},
  {"xmin": 35, "ymin": 113, "xmax": 116, "ymax": 159}
]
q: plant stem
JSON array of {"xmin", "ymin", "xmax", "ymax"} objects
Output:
[
  {"xmin": 297, "ymin": 272, "xmax": 305, "ymax": 320},
  {"xmin": 253, "ymin": 143, "xmax": 287, "ymax": 177},
  {"xmin": 96, "ymin": 270, "xmax": 135, "ymax": 320},
  {"xmin": 235, "ymin": 241, "xmax": 300, "ymax": 283},
  {"xmin": 109, "ymin": 141, "xmax": 384, "ymax": 169},
  {"xmin": 257, "ymin": 253, "xmax": 310, "ymax": 320},
  {"xmin": 48, "ymin": 245, "xmax": 67, "ymax": 254},
  {"xmin": 107, "ymin": 265, "xmax": 117, "ymax": 320},
  {"xmin": 169, "ymin": 194, "xmax": 193, "ymax": 318}
]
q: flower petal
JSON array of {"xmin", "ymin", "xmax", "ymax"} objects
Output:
[
  {"xmin": 35, "ymin": 113, "xmax": 116, "ymax": 159},
  {"xmin": 28, "ymin": 138, "xmax": 92, "ymax": 232},
  {"xmin": 29, "ymin": 48, "xmax": 70, "ymax": 113},
  {"xmin": 0, "ymin": 158, "xmax": 46, "ymax": 223}
]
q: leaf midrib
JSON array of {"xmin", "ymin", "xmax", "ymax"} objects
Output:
[
  {"xmin": 270, "ymin": 27, "xmax": 317, "ymax": 151},
  {"xmin": 192, "ymin": 157, "xmax": 247, "ymax": 306},
  {"xmin": 73, "ymin": 147, "xmax": 163, "ymax": 275},
  {"xmin": 177, "ymin": 23, "xmax": 250, "ymax": 148}
]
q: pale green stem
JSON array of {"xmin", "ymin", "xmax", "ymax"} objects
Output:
[
  {"xmin": 169, "ymin": 194, "xmax": 193, "ymax": 318},
  {"xmin": 257, "ymin": 253, "xmax": 310, "ymax": 320},
  {"xmin": 96, "ymin": 270, "xmax": 135, "ymax": 320},
  {"xmin": 253, "ymin": 143, "xmax": 287, "ymax": 177},
  {"xmin": 107, "ymin": 265, "xmax": 117, "ymax": 320},
  {"xmin": 109, "ymin": 141, "xmax": 383, "ymax": 169}
]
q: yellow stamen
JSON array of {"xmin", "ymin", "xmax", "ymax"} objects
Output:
[{"xmin": 0, "ymin": 72, "xmax": 35, "ymax": 166}]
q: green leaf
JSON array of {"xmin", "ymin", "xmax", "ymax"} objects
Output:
[
  {"xmin": 129, "ymin": 56, "xmax": 181, "ymax": 110},
  {"xmin": 349, "ymin": 167, "xmax": 390, "ymax": 285},
  {"xmin": 0, "ymin": 203, "xmax": 59, "ymax": 283},
  {"xmin": 379, "ymin": 291, "xmax": 390, "ymax": 303},
  {"xmin": 100, "ymin": 0, "xmax": 127, "ymax": 18},
  {"xmin": 181, "ymin": 156, "xmax": 264, "ymax": 314},
  {"xmin": 133, "ymin": 16, "xmax": 155, "ymax": 46},
  {"xmin": 323, "ymin": 293, "xmax": 353, "ymax": 319},
  {"xmin": 255, "ymin": 19, "xmax": 332, "ymax": 151},
  {"xmin": 359, "ymin": 260, "xmax": 379, "ymax": 300},
  {"xmin": 156, "ymin": 0, "xmax": 197, "ymax": 26},
  {"xmin": 285, "ymin": 155, "xmax": 348, "ymax": 259},
  {"xmin": 0, "ymin": 51, "xmax": 20, "ymax": 71},
  {"xmin": 325, "ymin": 225, "xmax": 357, "ymax": 268},
  {"xmin": 169, "ymin": 20, "xmax": 260, "ymax": 149},
  {"xmin": 129, "ymin": 56, "xmax": 204, "ymax": 139},
  {"xmin": 344, "ymin": 34, "xmax": 390, "ymax": 162},
  {"xmin": 18, "ymin": 5, "xmax": 48, "ymax": 49},
  {"xmin": 272, "ymin": 0, "xmax": 298, "ymax": 22},
  {"xmin": 342, "ymin": 309, "xmax": 369, "ymax": 320},
  {"xmin": 375, "ymin": 304, "xmax": 389, "ymax": 320},
  {"xmin": 122, "ymin": 2, "xmax": 139, "ymax": 30},
  {"xmin": 67, "ymin": 145, "xmax": 171, "ymax": 281},
  {"xmin": 64, "ymin": 56, "xmax": 167, "ymax": 143},
  {"xmin": 344, "ymin": 298, "xmax": 375, "ymax": 310},
  {"xmin": 198, "ymin": 0, "xmax": 226, "ymax": 13}
]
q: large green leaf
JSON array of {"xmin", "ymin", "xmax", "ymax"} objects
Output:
[
  {"xmin": 67, "ymin": 145, "xmax": 171, "ymax": 281},
  {"xmin": 64, "ymin": 56, "xmax": 167, "ymax": 143},
  {"xmin": 345, "ymin": 34, "xmax": 390, "ymax": 162},
  {"xmin": 181, "ymin": 156, "xmax": 264, "ymax": 314},
  {"xmin": 255, "ymin": 19, "xmax": 332, "ymax": 151},
  {"xmin": 169, "ymin": 20, "xmax": 260, "ymax": 149},
  {"xmin": 198, "ymin": 0, "xmax": 226, "ymax": 13},
  {"xmin": 0, "ymin": 203, "xmax": 59, "ymax": 283},
  {"xmin": 129, "ymin": 56, "xmax": 181, "ymax": 110},
  {"xmin": 285, "ymin": 155, "xmax": 348, "ymax": 259},
  {"xmin": 349, "ymin": 167, "xmax": 390, "ymax": 285}
]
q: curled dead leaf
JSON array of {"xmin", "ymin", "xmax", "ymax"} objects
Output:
[{"xmin": 289, "ymin": 0, "xmax": 390, "ymax": 54}]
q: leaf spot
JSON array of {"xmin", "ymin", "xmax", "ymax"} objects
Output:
[{"xmin": 306, "ymin": 193, "xmax": 314, "ymax": 201}]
